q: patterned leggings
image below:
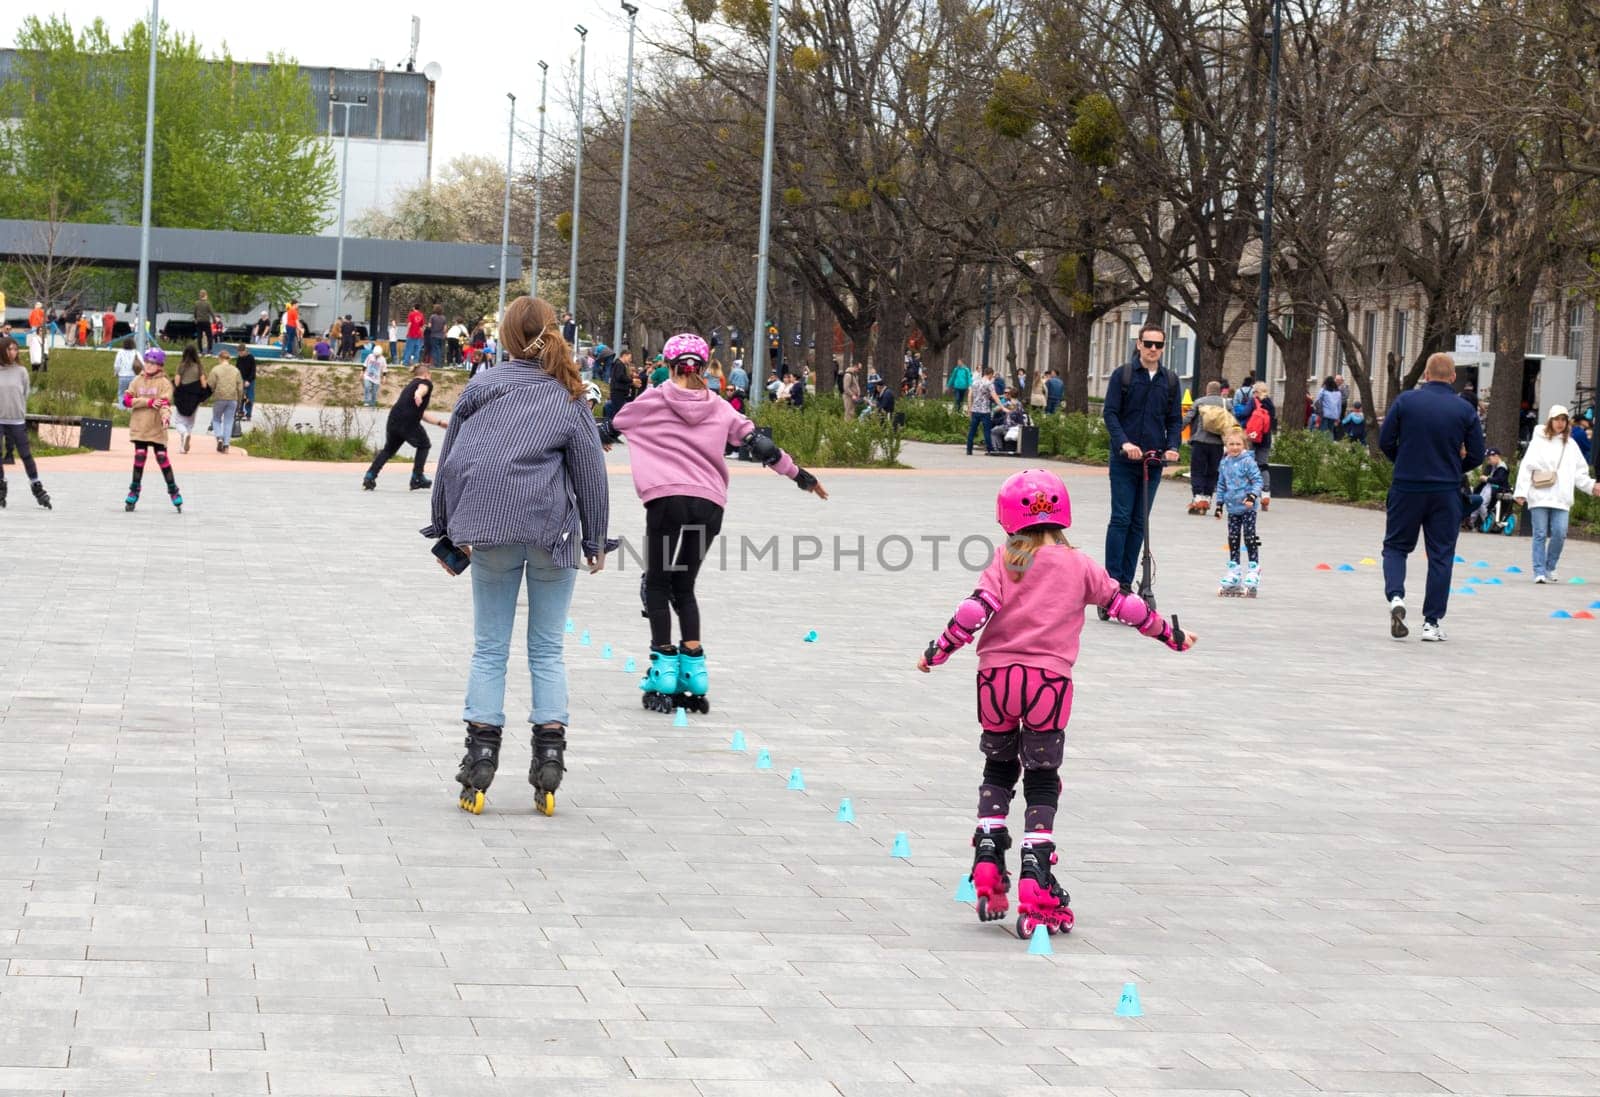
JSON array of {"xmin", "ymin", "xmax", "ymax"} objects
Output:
[
  {"xmin": 975, "ymin": 664, "xmax": 1073, "ymax": 835},
  {"xmin": 1227, "ymin": 510, "xmax": 1260, "ymax": 564},
  {"xmin": 129, "ymin": 442, "xmax": 179, "ymax": 498}
]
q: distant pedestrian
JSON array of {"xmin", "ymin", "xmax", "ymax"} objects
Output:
[
  {"xmin": 1378, "ymin": 353, "xmax": 1485, "ymax": 642},
  {"xmin": 339, "ymin": 314, "xmax": 358, "ymax": 360},
  {"xmin": 428, "ymin": 304, "xmax": 447, "ymax": 367},
  {"xmin": 171, "ymin": 344, "xmax": 210, "ymax": 454},
  {"xmin": 194, "ymin": 290, "xmax": 216, "ymax": 353},
  {"xmin": 112, "ymin": 336, "xmax": 139, "ymax": 406},
  {"xmin": 404, "ymin": 303, "xmax": 425, "ymax": 365},
  {"xmin": 1314, "ymin": 376, "xmax": 1343, "ymax": 437},
  {"xmin": 236, "ymin": 343, "xmax": 257, "ymax": 420},
  {"xmin": 362, "ymin": 344, "xmax": 387, "ymax": 407},
  {"xmin": 843, "ymin": 361, "xmax": 862, "ymax": 418},
  {"xmin": 1513, "ymin": 405, "xmax": 1600, "ymax": 584},
  {"xmin": 282, "ymin": 300, "xmax": 301, "ymax": 357},
  {"xmin": 967, "ymin": 366, "xmax": 998, "ymax": 455},
  {"xmin": 362, "ymin": 363, "xmax": 448, "ymax": 491},
  {"xmin": 206, "ymin": 349, "xmax": 244, "ymax": 452},
  {"xmin": 0, "ymin": 338, "xmax": 51, "ymax": 510},
  {"xmin": 949, "ymin": 358, "xmax": 971, "ymax": 412},
  {"xmin": 1043, "ymin": 369, "xmax": 1063, "ymax": 415},
  {"xmin": 446, "ymin": 318, "xmax": 468, "ymax": 366},
  {"xmin": 121, "ymin": 347, "xmax": 183, "ymax": 512},
  {"xmin": 102, "ymin": 308, "xmax": 117, "ymax": 345},
  {"xmin": 252, "ymin": 311, "xmax": 271, "ymax": 343},
  {"xmin": 1183, "ymin": 381, "xmax": 1229, "ymax": 514}
]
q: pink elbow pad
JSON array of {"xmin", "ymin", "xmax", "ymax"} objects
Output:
[{"xmin": 1107, "ymin": 589, "xmax": 1161, "ymax": 635}]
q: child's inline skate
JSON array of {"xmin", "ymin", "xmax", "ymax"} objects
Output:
[
  {"xmin": 640, "ymin": 645, "xmax": 679, "ymax": 712},
  {"xmin": 1218, "ymin": 560, "xmax": 1242, "ymax": 597},
  {"xmin": 969, "ymin": 826, "xmax": 1012, "ymax": 922},
  {"xmin": 1015, "ymin": 839, "xmax": 1074, "ymax": 938},
  {"xmin": 1243, "ymin": 561, "xmax": 1260, "ymax": 597},
  {"xmin": 675, "ymin": 646, "xmax": 710, "ymax": 714},
  {"xmin": 455, "ymin": 722, "xmax": 502, "ymax": 814},
  {"xmin": 529, "ymin": 724, "xmax": 566, "ymax": 816},
  {"xmin": 31, "ymin": 482, "xmax": 50, "ymax": 509}
]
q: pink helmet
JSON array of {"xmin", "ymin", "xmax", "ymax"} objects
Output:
[
  {"xmin": 662, "ymin": 332, "xmax": 709, "ymax": 371},
  {"xmin": 142, "ymin": 347, "xmax": 166, "ymax": 366},
  {"xmin": 996, "ymin": 468, "xmax": 1071, "ymax": 534}
]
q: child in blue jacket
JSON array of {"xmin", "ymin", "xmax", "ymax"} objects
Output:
[{"xmin": 1215, "ymin": 428, "xmax": 1264, "ymax": 594}]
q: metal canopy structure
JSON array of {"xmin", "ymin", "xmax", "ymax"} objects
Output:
[{"xmin": 0, "ymin": 218, "xmax": 517, "ymax": 331}]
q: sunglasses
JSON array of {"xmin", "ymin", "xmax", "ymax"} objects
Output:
[{"xmin": 1141, "ymin": 340, "xmax": 1165, "ymax": 349}]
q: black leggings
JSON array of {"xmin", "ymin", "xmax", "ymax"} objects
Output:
[
  {"xmin": 643, "ymin": 495, "xmax": 724, "ymax": 648},
  {"xmin": 0, "ymin": 423, "xmax": 38, "ymax": 481},
  {"xmin": 367, "ymin": 422, "xmax": 430, "ymax": 478}
]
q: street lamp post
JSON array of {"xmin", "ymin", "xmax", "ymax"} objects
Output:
[
  {"xmin": 135, "ymin": 0, "xmax": 159, "ymax": 352},
  {"xmin": 612, "ymin": 2, "xmax": 640, "ymax": 352},
  {"xmin": 531, "ymin": 61, "xmax": 549, "ymax": 299},
  {"xmin": 567, "ymin": 25, "xmax": 588, "ymax": 332},
  {"xmin": 1252, "ymin": 0, "xmax": 1283, "ymax": 385},
  {"xmin": 497, "ymin": 92, "xmax": 517, "ymax": 347},
  {"xmin": 748, "ymin": 0, "xmax": 780, "ymax": 407},
  {"xmin": 330, "ymin": 92, "xmax": 369, "ymax": 326}
]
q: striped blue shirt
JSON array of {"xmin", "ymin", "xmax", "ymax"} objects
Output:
[{"xmin": 420, "ymin": 360, "xmax": 609, "ymax": 566}]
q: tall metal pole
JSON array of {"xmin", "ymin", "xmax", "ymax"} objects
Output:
[
  {"xmin": 749, "ymin": 0, "xmax": 780, "ymax": 407},
  {"xmin": 1252, "ymin": 0, "xmax": 1283, "ymax": 385},
  {"xmin": 531, "ymin": 61, "xmax": 549, "ymax": 299},
  {"xmin": 135, "ymin": 0, "xmax": 159, "ymax": 353},
  {"xmin": 612, "ymin": 3, "xmax": 640, "ymax": 351},
  {"xmin": 567, "ymin": 25, "xmax": 588, "ymax": 330},
  {"xmin": 331, "ymin": 96, "xmax": 367, "ymax": 326},
  {"xmin": 497, "ymin": 93, "xmax": 517, "ymax": 343}
]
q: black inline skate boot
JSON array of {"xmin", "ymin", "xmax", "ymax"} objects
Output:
[
  {"xmin": 31, "ymin": 481, "xmax": 50, "ymax": 509},
  {"xmin": 970, "ymin": 826, "xmax": 1012, "ymax": 922},
  {"xmin": 409, "ymin": 473, "xmax": 432, "ymax": 490},
  {"xmin": 0, "ymin": 479, "xmax": 7, "ymax": 508},
  {"xmin": 529, "ymin": 723, "xmax": 566, "ymax": 816},
  {"xmin": 455, "ymin": 722, "xmax": 502, "ymax": 815},
  {"xmin": 124, "ymin": 484, "xmax": 140, "ymax": 512},
  {"xmin": 1015, "ymin": 839, "xmax": 1074, "ymax": 938}
]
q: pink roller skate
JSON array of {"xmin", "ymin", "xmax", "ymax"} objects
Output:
[
  {"xmin": 1015, "ymin": 840, "xmax": 1074, "ymax": 938},
  {"xmin": 969, "ymin": 826, "xmax": 1012, "ymax": 921}
]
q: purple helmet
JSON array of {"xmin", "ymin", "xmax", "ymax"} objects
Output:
[
  {"xmin": 662, "ymin": 332, "xmax": 710, "ymax": 370},
  {"xmin": 996, "ymin": 468, "xmax": 1071, "ymax": 534},
  {"xmin": 142, "ymin": 346, "xmax": 166, "ymax": 366}
]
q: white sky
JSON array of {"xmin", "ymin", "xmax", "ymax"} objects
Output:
[{"xmin": 14, "ymin": 1, "xmax": 678, "ymax": 176}]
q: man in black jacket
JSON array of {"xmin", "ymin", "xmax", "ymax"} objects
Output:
[
  {"xmin": 1378, "ymin": 352, "xmax": 1486, "ymax": 642},
  {"xmin": 1101, "ymin": 323, "xmax": 1182, "ymax": 599},
  {"xmin": 606, "ymin": 350, "xmax": 635, "ymax": 420}
]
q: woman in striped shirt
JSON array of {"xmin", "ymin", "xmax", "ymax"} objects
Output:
[{"xmin": 423, "ymin": 295, "xmax": 610, "ymax": 816}]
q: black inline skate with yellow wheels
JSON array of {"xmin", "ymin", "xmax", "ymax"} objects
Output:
[
  {"xmin": 530, "ymin": 724, "xmax": 566, "ymax": 816},
  {"xmin": 455, "ymin": 722, "xmax": 502, "ymax": 814}
]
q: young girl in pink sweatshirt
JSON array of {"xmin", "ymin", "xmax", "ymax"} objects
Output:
[
  {"xmin": 606, "ymin": 332, "xmax": 827, "ymax": 713},
  {"xmin": 918, "ymin": 468, "xmax": 1196, "ymax": 942}
]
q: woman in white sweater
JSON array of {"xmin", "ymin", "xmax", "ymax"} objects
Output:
[{"xmin": 1513, "ymin": 404, "xmax": 1600, "ymax": 583}]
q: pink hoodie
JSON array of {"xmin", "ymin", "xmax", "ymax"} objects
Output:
[
  {"xmin": 972, "ymin": 543, "xmax": 1121, "ymax": 679},
  {"xmin": 611, "ymin": 382, "xmax": 798, "ymax": 506}
]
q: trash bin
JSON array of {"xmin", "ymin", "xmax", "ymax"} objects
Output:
[
  {"xmin": 1267, "ymin": 463, "xmax": 1293, "ymax": 498},
  {"xmin": 1018, "ymin": 425, "xmax": 1040, "ymax": 458},
  {"xmin": 78, "ymin": 417, "xmax": 113, "ymax": 451}
]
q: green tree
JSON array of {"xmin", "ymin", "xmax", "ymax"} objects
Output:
[{"xmin": 0, "ymin": 16, "xmax": 336, "ymax": 313}]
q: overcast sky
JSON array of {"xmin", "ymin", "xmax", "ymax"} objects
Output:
[{"xmin": 15, "ymin": 1, "xmax": 678, "ymax": 175}]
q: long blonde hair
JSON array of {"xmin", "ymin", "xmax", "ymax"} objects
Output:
[
  {"xmin": 501, "ymin": 296, "xmax": 584, "ymax": 400},
  {"xmin": 1003, "ymin": 528, "xmax": 1071, "ymax": 582}
]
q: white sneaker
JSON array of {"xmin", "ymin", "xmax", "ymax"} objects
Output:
[
  {"xmin": 1546, "ymin": 571, "xmax": 1560, "ymax": 583},
  {"xmin": 1389, "ymin": 596, "xmax": 1408, "ymax": 639},
  {"xmin": 1421, "ymin": 621, "xmax": 1448, "ymax": 642},
  {"xmin": 1534, "ymin": 574, "xmax": 1548, "ymax": 584}
]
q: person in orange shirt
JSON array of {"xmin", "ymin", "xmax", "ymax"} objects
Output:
[
  {"xmin": 283, "ymin": 300, "xmax": 301, "ymax": 356},
  {"xmin": 28, "ymin": 303, "xmax": 45, "ymax": 331},
  {"xmin": 76, "ymin": 315, "xmax": 90, "ymax": 346}
]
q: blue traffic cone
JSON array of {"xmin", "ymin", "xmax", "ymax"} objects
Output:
[
  {"xmin": 803, "ymin": 629, "xmax": 818, "ymax": 642},
  {"xmin": 672, "ymin": 707, "xmax": 689, "ymax": 727},
  {"xmin": 1570, "ymin": 577, "xmax": 1588, "ymax": 585},
  {"xmin": 1473, "ymin": 560, "xmax": 1489, "ymax": 568},
  {"xmin": 565, "ymin": 618, "xmax": 575, "ymax": 633},
  {"xmin": 1588, "ymin": 600, "xmax": 1600, "ymax": 610},
  {"xmin": 580, "ymin": 629, "xmax": 591, "ymax": 646},
  {"xmin": 1115, "ymin": 982, "xmax": 1143, "ymax": 1017},
  {"xmin": 1027, "ymin": 923, "xmax": 1053, "ymax": 955},
  {"xmin": 786, "ymin": 767, "xmax": 805, "ymax": 791},
  {"xmin": 1506, "ymin": 565, "xmax": 1524, "ymax": 573},
  {"xmin": 1486, "ymin": 577, "xmax": 1502, "ymax": 585},
  {"xmin": 890, "ymin": 832, "xmax": 911, "ymax": 859},
  {"xmin": 601, "ymin": 644, "xmax": 613, "ymax": 659},
  {"xmin": 1453, "ymin": 554, "xmax": 1466, "ymax": 563},
  {"xmin": 1336, "ymin": 563, "xmax": 1355, "ymax": 572},
  {"xmin": 730, "ymin": 730, "xmax": 747, "ymax": 751},
  {"xmin": 755, "ymin": 748, "xmax": 772, "ymax": 770},
  {"xmin": 624, "ymin": 657, "xmax": 637, "ymax": 673},
  {"xmin": 955, "ymin": 876, "xmax": 977, "ymax": 902},
  {"xmin": 836, "ymin": 797, "xmax": 854, "ymax": 823},
  {"xmin": 1551, "ymin": 610, "xmax": 1573, "ymax": 619}
]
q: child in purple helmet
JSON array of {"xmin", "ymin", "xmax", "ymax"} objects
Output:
[
  {"xmin": 605, "ymin": 331, "xmax": 828, "ymax": 714},
  {"xmin": 917, "ymin": 468, "xmax": 1196, "ymax": 941},
  {"xmin": 121, "ymin": 347, "xmax": 183, "ymax": 512}
]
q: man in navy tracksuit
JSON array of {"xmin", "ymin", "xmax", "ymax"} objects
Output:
[
  {"xmin": 1101, "ymin": 322, "xmax": 1183, "ymax": 613},
  {"xmin": 1379, "ymin": 353, "xmax": 1486, "ymax": 642}
]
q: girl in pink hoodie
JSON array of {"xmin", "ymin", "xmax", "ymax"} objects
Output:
[
  {"xmin": 918, "ymin": 468, "xmax": 1196, "ymax": 942},
  {"xmin": 607, "ymin": 332, "xmax": 827, "ymax": 713}
]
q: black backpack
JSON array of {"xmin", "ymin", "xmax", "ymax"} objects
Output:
[{"xmin": 1115, "ymin": 359, "xmax": 1174, "ymax": 415}]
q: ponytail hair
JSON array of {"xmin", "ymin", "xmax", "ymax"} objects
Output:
[
  {"xmin": 501, "ymin": 295, "xmax": 584, "ymax": 400},
  {"xmin": 1002, "ymin": 527, "xmax": 1070, "ymax": 582}
]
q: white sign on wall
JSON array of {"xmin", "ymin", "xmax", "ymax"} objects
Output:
[{"xmin": 1454, "ymin": 334, "xmax": 1482, "ymax": 353}]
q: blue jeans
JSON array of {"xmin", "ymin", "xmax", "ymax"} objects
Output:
[
  {"xmin": 116, "ymin": 375, "xmax": 132, "ymax": 405},
  {"xmin": 966, "ymin": 411, "xmax": 994, "ymax": 454},
  {"xmin": 464, "ymin": 544, "xmax": 577, "ymax": 728},
  {"xmin": 1530, "ymin": 506, "xmax": 1570, "ymax": 577},
  {"xmin": 404, "ymin": 337, "xmax": 423, "ymax": 365},
  {"xmin": 211, "ymin": 400, "xmax": 237, "ymax": 441},
  {"xmin": 1105, "ymin": 454, "xmax": 1161, "ymax": 587},
  {"xmin": 1383, "ymin": 489, "xmax": 1461, "ymax": 623},
  {"xmin": 428, "ymin": 336, "xmax": 445, "ymax": 366},
  {"xmin": 362, "ymin": 379, "xmax": 379, "ymax": 406},
  {"xmin": 953, "ymin": 388, "xmax": 967, "ymax": 412}
]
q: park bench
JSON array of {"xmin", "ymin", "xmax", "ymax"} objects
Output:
[{"xmin": 23, "ymin": 413, "xmax": 112, "ymax": 451}]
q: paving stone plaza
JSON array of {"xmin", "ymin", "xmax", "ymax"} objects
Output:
[{"xmin": 3, "ymin": 441, "xmax": 1599, "ymax": 1096}]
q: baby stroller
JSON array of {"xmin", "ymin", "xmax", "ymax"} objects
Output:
[{"xmin": 1477, "ymin": 487, "xmax": 1517, "ymax": 535}]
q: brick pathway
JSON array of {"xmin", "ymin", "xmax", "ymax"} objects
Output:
[{"xmin": 2, "ymin": 441, "xmax": 1598, "ymax": 1095}]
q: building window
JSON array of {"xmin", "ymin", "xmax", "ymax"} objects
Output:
[
  {"xmin": 1394, "ymin": 310, "xmax": 1409, "ymax": 361},
  {"xmin": 1363, "ymin": 311, "xmax": 1377, "ymax": 365},
  {"xmin": 1529, "ymin": 303, "xmax": 1547, "ymax": 354},
  {"xmin": 1566, "ymin": 300, "xmax": 1586, "ymax": 364}
]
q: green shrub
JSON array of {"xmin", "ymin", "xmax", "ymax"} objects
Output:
[
  {"xmin": 899, "ymin": 398, "xmax": 966, "ymax": 441},
  {"xmin": 749, "ymin": 400, "xmax": 901, "ymax": 467},
  {"xmin": 1271, "ymin": 429, "xmax": 1391, "ymax": 502},
  {"xmin": 236, "ymin": 406, "xmax": 372, "ymax": 462}
]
